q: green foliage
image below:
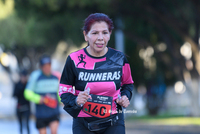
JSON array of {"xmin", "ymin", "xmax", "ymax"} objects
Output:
[
  {"xmin": 0, "ymin": 13, "xmax": 24, "ymax": 46},
  {"xmin": 0, "ymin": 13, "xmax": 55, "ymax": 47}
]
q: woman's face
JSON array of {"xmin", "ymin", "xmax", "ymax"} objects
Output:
[{"xmin": 84, "ymin": 21, "xmax": 111, "ymax": 56}]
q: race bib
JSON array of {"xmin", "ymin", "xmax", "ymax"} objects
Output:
[{"xmin": 83, "ymin": 94, "xmax": 112, "ymax": 118}]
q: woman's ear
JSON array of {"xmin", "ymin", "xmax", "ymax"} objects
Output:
[{"xmin": 83, "ymin": 31, "xmax": 88, "ymax": 42}]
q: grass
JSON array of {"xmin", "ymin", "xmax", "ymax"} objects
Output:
[{"xmin": 126, "ymin": 115, "xmax": 200, "ymax": 126}]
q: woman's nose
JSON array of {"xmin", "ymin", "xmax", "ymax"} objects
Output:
[{"xmin": 97, "ymin": 33, "xmax": 103, "ymax": 40}]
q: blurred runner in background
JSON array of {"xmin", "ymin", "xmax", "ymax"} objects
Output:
[
  {"xmin": 13, "ymin": 69, "xmax": 31, "ymax": 134},
  {"xmin": 24, "ymin": 55, "xmax": 60, "ymax": 134}
]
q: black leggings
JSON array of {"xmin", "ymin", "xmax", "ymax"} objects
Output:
[
  {"xmin": 17, "ymin": 110, "xmax": 30, "ymax": 134},
  {"xmin": 72, "ymin": 113, "xmax": 125, "ymax": 134}
]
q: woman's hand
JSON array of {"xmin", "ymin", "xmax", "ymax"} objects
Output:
[
  {"xmin": 116, "ymin": 95, "xmax": 130, "ymax": 108},
  {"xmin": 76, "ymin": 90, "xmax": 92, "ymax": 106}
]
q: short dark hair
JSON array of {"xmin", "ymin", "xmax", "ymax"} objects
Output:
[{"xmin": 82, "ymin": 13, "xmax": 114, "ymax": 34}]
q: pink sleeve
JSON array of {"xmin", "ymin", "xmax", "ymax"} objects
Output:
[
  {"xmin": 121, "ymin": 63, "xmax": 134, "ymax": 85},
  {"xmin": 59, "ymin": 84, "xmax": 81, "ymax": 97},
  {"xmin": 59, "ymin": 84, "xmax": 75, "ymax": 96}
]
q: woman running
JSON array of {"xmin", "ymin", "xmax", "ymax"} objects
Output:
[{"xmin": 59, "ymin": 13, "xmax": 134, "ymax": 134}]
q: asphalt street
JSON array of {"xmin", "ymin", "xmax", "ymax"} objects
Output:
[
  {"xmin": 1, "ymin": 114, "xmax": 200, "ymax": 134},
  {"xmin": 125, "ymin": 121, "xmax": 200, "ymax": 134},
  {"xmin": 0, "ymin": 114, "xmax": 72, "ymax": 134}
]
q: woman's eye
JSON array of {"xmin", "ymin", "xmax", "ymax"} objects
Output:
[
  {"xmin": 92, "ymin": 33, "xmax": 97, "ymax": 34},
  {"xmin": 103, "ymin": 32, "xmax": 108, "ymax": 34}
]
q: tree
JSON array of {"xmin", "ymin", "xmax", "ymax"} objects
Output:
[{"xmin": 11, "ymin": 0, "xmax": 199, "ymax": 83}]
